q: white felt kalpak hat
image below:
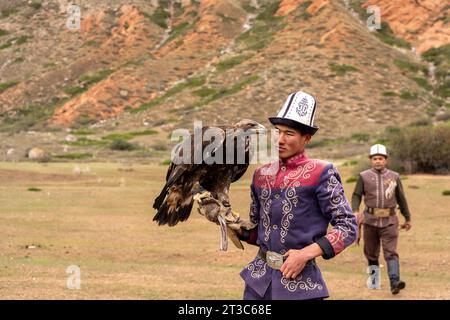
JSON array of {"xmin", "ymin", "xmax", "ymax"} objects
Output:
[
  {"xmin": 269, "ymin": 91, "xmax": 319, "ymax": 135},
  {"xmin": 369, "ymin": 144, "xmax": 388, "ymax": 157}
]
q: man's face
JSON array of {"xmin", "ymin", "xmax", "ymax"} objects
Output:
[
  {"xmin": 370, "ymin": 155, "xmax": 388, "ymax": 171},
  {"xmin": 275, "ymin": 124, "xmax": 311, "ymax": 160}
]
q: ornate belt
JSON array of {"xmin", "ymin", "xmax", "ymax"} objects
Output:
[
  {"xmin": 258, "ymin": 249, "xmax": 316, "ymax": 270},
  {"xmin": 366, "ymin": 207, "xmax": 396, "ymax": 218}
]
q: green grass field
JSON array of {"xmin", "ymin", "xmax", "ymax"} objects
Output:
[{"xmin": 0, "ymin": 161, "xmax": 449, "ymax": 299}]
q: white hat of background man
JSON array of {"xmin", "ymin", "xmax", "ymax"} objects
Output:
[
  {"xmin": 268, "ymin": 91, "xmax": 319, "ymax": 135},
  {"xmin": 369, "ymin": 144, "xmax": 388, "ymax": 157}
]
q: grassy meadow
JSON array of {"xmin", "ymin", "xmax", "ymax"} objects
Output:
[{"xmin": 0, "ymin": 161, "xmax": 449, "ymax": 299}]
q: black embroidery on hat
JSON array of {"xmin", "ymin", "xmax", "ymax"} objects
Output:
[
  {"xmin": 309, "ymin": 100, "xmax": 316, "ymax": 126},
  {"xmin": 282, "ymin": 93, "xmax": 296, "ymax": 118},
  {"xmin": 296, "ymin": 96, "xmax": 309, "ymax": 117}
]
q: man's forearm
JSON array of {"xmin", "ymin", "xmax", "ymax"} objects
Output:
[
  {"xmin": 351, "ymin": 175, "xmax": 364, "ymax": 212},
  {"xmin": 396, "ymin": 178, "xmax": 411, "ymax": 221},
  {"xmin": 302, "ymin": 243, "xmax": 324, "ymax": 260}
]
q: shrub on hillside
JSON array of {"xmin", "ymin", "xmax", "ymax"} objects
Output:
[
  {"xmin": 388, "ymin": 125, "xmax": 450, "ymax": 174},
  {"xmin": 110, "ymin": 139, "xmax": 137, "ymax": 151}
]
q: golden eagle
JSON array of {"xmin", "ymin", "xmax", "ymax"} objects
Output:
[{"xmin": 152, "ymin": 119, "xmax": 264, "ymax": 250}]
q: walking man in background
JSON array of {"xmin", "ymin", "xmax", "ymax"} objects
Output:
[{"xmin": 352, "ymin": 144, "xmax": 412, "ymax": 295}]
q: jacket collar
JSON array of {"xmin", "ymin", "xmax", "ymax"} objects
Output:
[
  {"xmin": 371, "ymin": 167, "xmax": 387, "ymax": 174},
  {"xmin": 280, "ymin": 150, "xmax": 307, "ymax": 167}
]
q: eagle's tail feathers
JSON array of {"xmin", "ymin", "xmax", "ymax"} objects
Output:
[
  {"xmin": 153, "ymin": 185, "xmax": 169, "ymax": 209},
  {"xmin": 153, "ymin": 202, "xmax": 169, "ymax": 225},
  {"xmin": 167, "ymin": 201, "xmax": 193, "ymax": 226}
]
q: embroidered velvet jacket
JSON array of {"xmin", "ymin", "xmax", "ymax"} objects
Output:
[{"xmin": 240, "ymin": 151, "xmax": 358, "ymax": 299}]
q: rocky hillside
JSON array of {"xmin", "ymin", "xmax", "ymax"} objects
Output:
[
  {"xmin": 364, "ymin": 0, "xmax": 449, "ymax": 54},
  {"xmin": 0, "ymin": 0, "xmax": 448, "ymax": 162}
]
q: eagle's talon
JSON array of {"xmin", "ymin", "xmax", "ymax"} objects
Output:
[
  {"xmin": 230, "ymin": 210, "xmax": 240, "ymax": 219},
  {"xmin": 193, "ymin": 191, "xmax": 213, "ymax": 203}
]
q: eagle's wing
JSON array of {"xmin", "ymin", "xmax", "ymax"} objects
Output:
[
  {"xmin": 195, "ymin": 126, "xmax": 251, "ymax": 192},
  {"xmin": 231, "ymin": 164, "xmax": 250, "ymax": 183},
  {"xmin": 153, "ymin": 126, "xmax": 227, "ymax": 226}
]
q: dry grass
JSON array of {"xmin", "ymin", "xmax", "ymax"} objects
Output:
[{"xmin": 0, "ymin": 162, "xmax": 449, "ymax": 299}]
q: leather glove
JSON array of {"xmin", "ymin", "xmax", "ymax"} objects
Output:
[
  {"xmin": 194, "ymin": 191, "xmax": 222, "ymax": 224},
  {"xmin": 194, "ymin": 191, "xmax": 256, "ymax": 249},
  {"xmin": 226, "ymin": 218, "xmax": 257, "ymax": 250}
]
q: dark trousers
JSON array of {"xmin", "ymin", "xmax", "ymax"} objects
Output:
[{"xmin": 363, "ymin": 221, "xmax": 399, "ymax": 263}]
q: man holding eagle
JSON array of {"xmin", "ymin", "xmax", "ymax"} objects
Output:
[{"xmin": 153, "ymin": 91, "xmax": 358, "ymax": 300}]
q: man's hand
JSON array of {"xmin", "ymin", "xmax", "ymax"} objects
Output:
[
  {"xmin": 354, "ymin": 212, "xmax": 363, "ymax": 245},
  {"xmin": 400, "ymin": 221, "xmax": 412, "ymax": 231},
  {"xmin": 280, "ymin": 249, "xmax": 308, "ymax": 279},
  {"xmin": 280, "ymin": 243, "xmax": 323, "ymax": 279},
  {"xmin": 355, "ymin": 212, "xmax": 364, "ymax": 225}
]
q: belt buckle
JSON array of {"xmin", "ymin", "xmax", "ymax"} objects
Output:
[
  {"xmin": 266, "ymin": 251, "xmax": 284, "ymax": 270},
  {"xmin": 374, "ymin": 208, "xmax": 390, "ymax": 218}
]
